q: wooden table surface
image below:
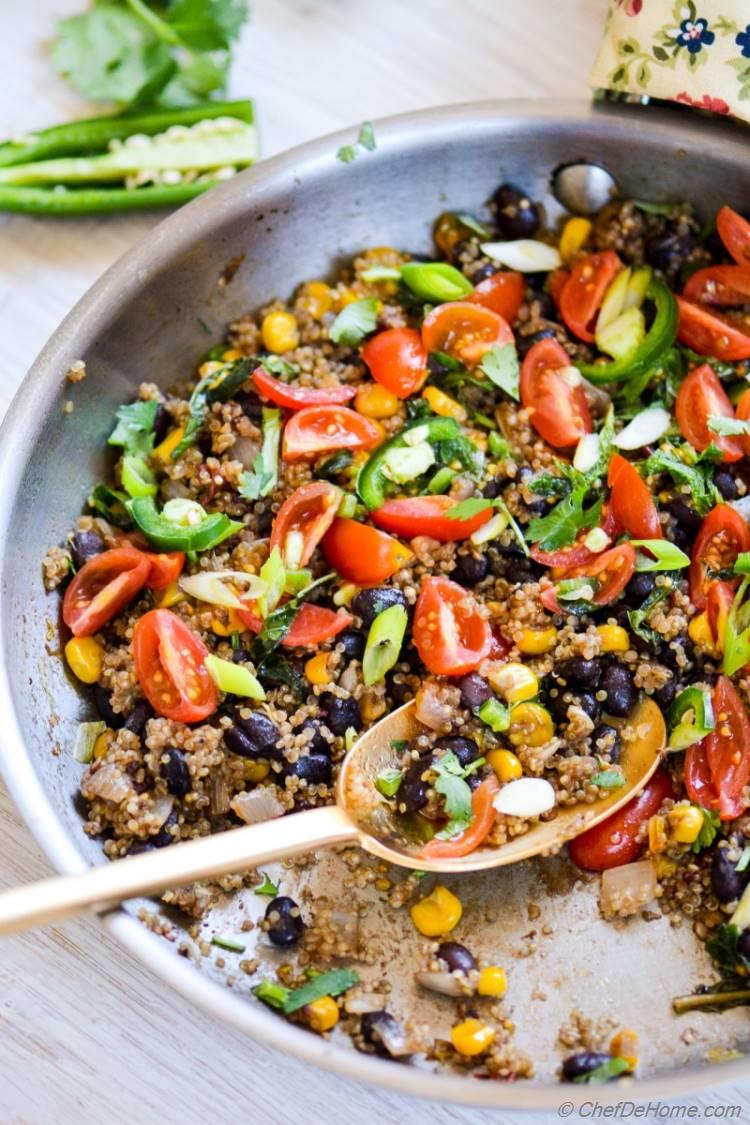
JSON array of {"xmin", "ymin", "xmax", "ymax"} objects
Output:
[{"xmin": 1, "ymin": 2, "xmax": 748, "ymax": 1122}]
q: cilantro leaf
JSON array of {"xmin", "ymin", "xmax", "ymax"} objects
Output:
[
  {"xmin": 479, "ymin": 343, "xmax": 520, "ymax": 401},
  {"xmin": 639, "ymin": 446, "xmax": 719, "ymax": 516},
  {"xmin": 627, "ymin": 583, "xmax": 670, "ymax": 646},
  {"xmin": 254, "ymin": 872, "xmax": 280, "ymax": 897},
  {"xmin": 336, "ymin": 144, "xmax": 358, "ymax": 164},
  {"xmin": 432, "ymin": 751, "xmax": 474, "ymax": 839},
  {"xmin": 709, "ymin": 415, "xmax": 750, "ymax": 437},
  {"xmin": 445, "ymin": 498, "xmax": 492, "ymax": 521},
  {"xmin": 591, "ymin": 768, "xmax": 625, "ymax": 790},
  {"xmin": 108, "ymin": 400, "xmax": 158, "ymax": 457},
  {"xmin": 329, "ymin": 298, "xmax": 379, "ymax": 346},
  {"xmin": 692, "ymin": 807, "xmax": 721, "ymax": 854},
  {"xmin": 527, "ymin": 487, "xmax": 603, "ymax": 552},
  {"xmin": 167, "ymin": 0, "xmax": 249, "ymax": 51},
  {"xmin": 250, "ymin": 573, "xmax": 335, "ymax": 662},
  {"xmin": 357, "ymin": 121, "xmax": 376, "ymax": 151},
  {"xmin": 174, "ymin": 357, "xmax": 254, "ymax": 459},
  {"xmin": 239, "ymin": 407, "xmax": 281, "ymax": 500}
]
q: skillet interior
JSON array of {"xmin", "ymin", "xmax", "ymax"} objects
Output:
[{"xmin": 1, "ymin": 99, "xmax": 749, "ymax": 1107}]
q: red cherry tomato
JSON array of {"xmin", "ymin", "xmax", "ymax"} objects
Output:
[
  {"xmin": 237, "ymin": 602, "xmax": 353, "ymax": 648},
  {"xmin": 607, "ymin": 453, "xmax": 662, "ymax": 539},
  {"xmin": 421, "ymin": 301, "xmax": 513, "ymax": 367},
  {"xmin": 683, "ymin": 264, "xmax": 750, "ymax": 307},
  {"xmin": 735, "ymin": 387, "xmax": 750, "ymax": 458},
  {"xmin": 558, "ymin": 251, "xmax": 622, "ymax": 343},
  {"xmin": 561, "ymin": 542, "xmax": 636, "ymax": 606},
  {"xmin": 133, "ymin": 608, "xmax": 217, "ymax": 723},
  {"xmin": 706, "ymin": 579, "xmax": 734, "ymax": 650},
  {"xmin": 675, "ymin": 363, "xmax": 743, "ymax": 462},
  {"xmin": 63, "ymin": 548, "xmax": 151, "ymax": 637},
  {"xmin": 282, "ymin": 406, "xmax": 381, "ymax": 461},
  {"xmin": 371, "ymin": 495, "xmax": 493, "ymax": 542},
  {"xmin": 716, "ymin": 205, "xmax": 750, "ymax": 268},
  {"xmin": 520, "ymin": 337, "xmax": 592, "ymax": 449},
  {"xmin": 468, "ymin": 271, "xmax": 525, "ymax": 322},
  {"xmin": 685, "ymin": 676, "xmax": 750, "ymax": 821},
  {"xmin": 361, "ymin": 328, "xmax": 428, "ymax": 399},
  {"xmin": 548, "ymin": 268, "xmax": 570, "ymax": 308},
  {"xmin": 420, "ymin": 776, "xmax": 499, "ymax": 859},
  {"xmin": 676, "ymin": 297, "xmax": 750, "ymax": 362},
  {"xmin": 531, "ymin": 505, "xmax": 621, "ymax": 569},
  {"xmin": 689, "ymin": 503, "xmax": 750, "ymax": 609},
  {"xmin": 321, "ymin": 518, "xmax": 413, "ymax": 584},
  {"xmin": 413, "ymin": 575, "xmax": 492, "ymax": 676},
  {"xmin": 269, "ymin": 481, "xmax": 341, "ymax": 567},
  {"xmin": 252, "ymin": 366, "xmax": 356, "ymax": 409},
  {"xmin": 569, "ymin": 767, "xmax": 674, "ymax": 871},
  {"xmin": 145, "ymin": 552, "xmax": 185, "ymax": 591}
]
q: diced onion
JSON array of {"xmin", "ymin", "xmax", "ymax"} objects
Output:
[
  {"xmin": 480, "ymin": 239, "xmax": 562, "ymax": 272},
  {"xmin": 415, "ymin": 970, "xmax": 465, "ymax": 997},
  {"xmin": 81, "ymin": 762, "xmax": 134, "ymax": 803},
  {"xmin": 573, "ymin": 432, "xmax": 600, "ymax": 473},
  {"xmin": 493, "ymin": 777, "xmax": 556, "ymax": 818},
  {"xmin": 600, "ymin": 858, "xmax": 657, "ymax": 918},
  {"xmin": 231, "ymin": 786, "xmax": 285, "ymax": 824},
  {"xmin": 415, "ymin": 680, "xmax": 457, "ymax": 731},
  {"xmin": 179, "ymin": 570, "xmax": 266, "ymax": 609},
  {"xmin": 470, "ymin": 510, "xmax": 508, "ymax": 545},
  {"xmin": 613, "ymin": 407, "xmax": 670, "ymax": 451}
]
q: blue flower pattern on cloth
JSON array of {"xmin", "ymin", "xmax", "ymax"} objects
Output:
[
  {"xmin": 675, "ymin": 17, "xmax": 715, "ymax": 53},
  {"xmin": 736, "ymin": 25, "xmax": 750, "ymax": 58}
]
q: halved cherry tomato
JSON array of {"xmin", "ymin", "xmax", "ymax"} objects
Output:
[
  {"xmin": 145, "ymin": 552, "xmax": 185, "ymax": 590},
  {"xmin": 686, "ymin": 676, "xmax": 750, "ymax": 821},
  {"xmin": 531, "ymin": 506, "xmax": 621, "ymax": 569},
  {"xmin": 413, "ymin": 576, "xmax": 492, "ymax": 676},
  {"xmin": 548, "ymin": 268, "xmax": 570, "ymax": 308},
  {"xmin": 558, "ymin": 251, "xmax": 622, "ymax": 343},
  {"xmin": 689, "ymin": 503, "xmax": 750, "ymax": 609},
  {"xmin": 321, "ymin": 518, "xmax": 413, "ymax": 584},
  {"xmin": 561, "ymin": 542, "xmax": 636, "ymax": 606},
  {"xmin": 269, "ymin": 481, "xmax": 341, "ymax": 567},
  {"xmin": 716, "ymin": 205, "xmax": 750, "ymax": 269},
  {"xmin": 421, "ymin": 301, "xmax": 512, "ymax": 367},
  {"xmin": 282, "ymin": 406, "xmax": 382, "ymax": 461},
  {"xmin": 252, "ymin": 366, "xmax": 355, "ymax": 409},
  {"xmin": 520, "ymin": 337, "xmax": 591, "ymax": 449},
  {"xmin": 468, "ymin": 271, "xmax": 525, "ymax": 322},
  {"xmin": 675, "ymin": 363, "xmax": 743, "ymax": 461},
  {"xmin": 737, "ymin": 387, "xmax": 750, "ymax": 458},
  {"xmin": 706, "ymin": 579, "xmax": 734, "ymax": 650},
  {"xmin": 683, "ymin": 264, "xmax": 750, "ymax": 307},
  {"xmin": 539, "ymin": 585, "xmax": 563, "ymax": 614},
  {"xmin": 608, "ymin": 453, "xmax": 662, "ymax": 539},
  {"xmin": 361, "ymin": 328, "xmax": 427, "ymax": 399},
  {"xmin": 371, "ymin": 495, "xmax": 493, "ymax": 542},
  {"xmin": 568, "ymin": 767, "xmax": 674, "ymax": 871},
  {"xmin": 133, "ymin": 608, "xmax": 217, "ymax": 723},
  {"xmin": 237, "ymin": 601, "xmax": 353, "ymax": 648},
  {"xmin": 675, "ymin": 296, "xmax": 750, "ymax": 362},
  {"xmin": 63, "ymin": 548, "xmax": 151, "ymax": 637},
  {"xmin": 420, "ymin": 775, "xmax": 500, "ymax": 859}
]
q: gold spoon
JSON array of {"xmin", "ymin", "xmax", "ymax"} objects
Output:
[{"xmin": 0, "ymin": 697, "xmax": 664, "ymax": 935}]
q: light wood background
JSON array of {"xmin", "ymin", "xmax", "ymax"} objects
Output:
[{"xmin": 1, "ymin": 2, "xmax": 748, "ymax": 1123}]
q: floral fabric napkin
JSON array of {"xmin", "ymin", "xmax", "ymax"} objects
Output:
[{"xmin": 590, "ymin": 1, "xmax": 750, "ymax": 122}]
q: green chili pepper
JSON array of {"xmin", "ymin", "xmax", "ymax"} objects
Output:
[
  {"xmin": 477, "ymin": 698, "xmax": 510, "ymax": 732},
  {"xmin": 362, "ymin": 604, "xmax": 408, "ymax": 686},
  {"xmin": 576, "ymin": 279, "xmax": 678, "ymax": 386},
  {"xmin": 0, "ymin": 181, "xmax": 217, "ymax": 215},
  {"xmin": 121, "ymin": 455, "xmax": 157, "ymax": 499},
  {"xmin": 357, "ymin": 416, "xmax": 465, "ymax": 509},
  {"xmin": 127, "ymin": 496, "xmax": 242, "ymax": 552},
  {"xmin": 667, "ymin": 686, "xmax": 715, "ymax": 750}
]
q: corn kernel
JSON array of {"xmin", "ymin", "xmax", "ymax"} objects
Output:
[
  {"xmin": 306, "ymin": 995, "xmax": 339, "ymax": 1033},
  {"xmin": 299, "ymin": 281, "xmax": 333, "ymax": 319},
  {"xmin": 198, "ymin": 360, "xmax": 225, "ymax": 378},
  {"xmin": 153, "ymin": 425, "xmax": 186, "ymax": 464},
  {"xmin": 337, "ymin": 287, "xmax": 359, "ymax": 308},
  {"xmin": 559, "ymin": 217, "xmax": 592, "ymax": 265},
  {"xmin": 334, "ymin": 583, "xmax": 359, "ymax": 607},
  {"xmin": 648, "ymin": 814, "xmax": 668, "ymax": 854},
  {"xmin": 93, "ymin": 731, "xmax": 111, "ymax": 760},
  {"xmin": 688, "ymin": 611, "xmax": 718, "ymax": 653},
  {"xmin": 596, "ymin": 623, "xmax": 630, "ymax": 653},
  {"xmin": 243, "ymin": 759, "xmax": 270, "ymax": 783},
  {"xmin": 354, "ymin": 383, "xmax": 400, "ymax": 419},
  {"xmin": 65, "ymin": 636, "xmax": 104, "ymax": 683},
  {"xmin": 450, "ymin": 1018, "xmax": 496, "ymax": 1057},
  {"xmin": 487, "ymin": 748, "xmax": 523, "ymax": 783},
  {"xmin": 221, "ymin": 348, "xmax": 243, "ymax": 362},
  {"xmin": 609, "ymin": 1027, "xmax": 638, "ymax": 1070},
  {"xmin": 516, "ymin": 626, "xmax": 557, "ymax": 655},
  {"xmin": 410, "ymin": 885, "xmax": 462, "ymax": 936},
  {"xmin": 422, "ymin": 385, "xmax": 467, "ymax": 423},
  {"xmin": 305, "ymin": 652, "xmax": 331, "ymax": 685},
  {"xmin": 261, "ymin": 310, "xmax": 299, "ymax": 354},
  {"xmin": 158, "ymin": 580, "xmax": 185, "ymax": 609},
  {"xmin": 210, "ymin": 609, "xmax": 247, "ymax": 637},
  {"xmin": 667, "ymin": 803, "xmax": 704, "ymax": 845},
  {"xmin": 477, "ymin": 966, "xmax": 507, "ymax": 998},
  {"xmin": 488, "ymin": 662, "xmax": 538, "ymax": 703},
  {"xmin": 508, "ymin": 701, "xmax": 554, "ymax": 748}
]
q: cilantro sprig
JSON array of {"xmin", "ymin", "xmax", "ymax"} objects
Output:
[{"xmin": 432, "ymin": 750, "xmax": 485, "ymax": 840}]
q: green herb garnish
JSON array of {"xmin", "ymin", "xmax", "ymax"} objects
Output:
[
  {"xmin": 239, "ymin": 407, "xmax": 282, "ymax": 500},
  {"xmin": 336, "ymin": 122, "xmax": 376, "ymax": 163},
  {"xmin": 445, "ymin": 497, "xmax": 492, "ymax": 521},
  {"xmin": 281, "ymin": 968, "xmax": 360, "ymax": 1014},
  {"xmin": 250, "ymin": 573, "xmax": 335, "ymax": 661},
  {"xmin": 572, "ymin": 1056, "xmax": 631, "ymax": 1084},
  {"xmin": 211, "ymin": 934, "xmax": 246, "ymax": 953},
  {"xmin": 591, "ymin": 768, "xmax": 626, "ymax": 790},
  {"xmin": 692, "ymin": 807, "xmax": 721, "ymax": 854},
  {"xmin": 173, "ymin": 356, "xmax": 253, "ymax": 459},
  {"xmin": 479, "ymin": 343, "xmax": 520, "ymax": 401},
  {"xmin": 527, "ymin": 487, "xmax": 603, "ymax": 552},
  {"xmin": 375, "ymin": 768, "xmax": 404, "ymax": 798},
  {"xmin": 329, "ymin": 297, "xmax": 379, "ymax": 346},
  {"xmin": 639, "ymin": 445, "xmax": 719, "ymax": 516},
  {"xmin": 432, "ymin": 750, "xmax": 478, "ymax": 839},
  {"xmin": 108, "ymin": 400, "xmax": 158, "ymax": 456},
  {"xmin": 254, "ymin": 872, "xmax": 280, "ymax": 897}
]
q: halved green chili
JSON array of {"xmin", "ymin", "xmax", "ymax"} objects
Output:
[
  {"xmin": 127, "ymin": 496, "xmax": 242, "ymax": 552},
  {"xmin": 357, "ymin": 416, "xmax": 464, "ymax": 509},
  {"xmin": 667, "ymin": 686, "xmax": 715, "ymax": 751},
  {"xmin": 576, "ymin": 278, "xmax": 678, "ymax": 385}
]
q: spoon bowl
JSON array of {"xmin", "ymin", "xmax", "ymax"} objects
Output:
[{"xmin": 551, "ymin": 161, "xmax": 620, "ymax": 215}]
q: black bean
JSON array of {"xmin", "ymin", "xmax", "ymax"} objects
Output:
[
  {"xmin": 153, "ymin": 402, "xmax": 171, "ymax": 445},
  {"xmin": 92, "ymin": 684, "xmax": 125, "ymax": 729},
  {"xmin": 338, "ymin": 629, "xmax": 366, "ymax": 662},
  {"xmin": 623, "ymin": 571, "xmax": 655, "ymax": 606},
  {"xmin": 644, "ymin": 231, "xmax": 696, "ymax": 275},
  {"xmin": 561, "ymin": 1051, "xmax": 613, "ymax": 1081},
  {"xmin": 601, "ymin": 663, "xmax": 637, "ymax": 717},
  {"xmin": 285, "ymin": 753, "xmax": 333, "ymax": 785},
  {"xmin": 437, "ymin": 941, "xmax": 477, "ymax": 973},
  {"xmin": 234, "ymin": 389, "xmax": 262, "ymax": 421},
  {"xmin": 225, "ymin": 726, "xmax": 260, "ymax": 759},
  {"xmin": 458, "ymin": 672, "xmax": 493, "ymax": 712},
  {"xmin": 737, "ymin": 930, "xmax": 750, "ymax": 960},
  {"xmin": 590, "ymin": 723, "xmax": 621, "ymax": 762},
  {"xmin": 152, "ymin": 810, "xmax": 178, "ymax": 848},
  {"xmin": 710, "ymin": 846, "xmax": 749, "ymax": 904},
  {"xmin": 123, "ymin": 700, "xmax": 153, "ymax": 738},
  {"xmin": 162, "ymin": 748, "xmax": 191, "ymax": 797},
  {"xmin": 578, "ymin": 692, "xmax": 601, "ymax": 722},
  {"xmin": 557, "ymin": 657, "xmax": 602, "ymax": 689},
  {"xmin": 653, "ymin": 676, "xmax": 677, "ymax": 710},
  {"xmin": 265, "ymin": 896, "xmax": 304, "ymax": 946},
  {"xmin": 320, "ymin": 693, "xmax": 362, "ymax": 736},
  {"xmin": 351, "ymin": 587, "xmax": 408, "ymax": 630},
  {"xmin": 434, "ymin": 736, "xmax": 479, "ymax": 766},
  {"xmin": 127, "ymin": 840, "xmax": 156, "ymax": 856},
  {"xmin": 398, "ymin": 757, "xmax": 430, "ymax": 813},
  {"xmin": 516, "ymin": 326, "xmax": 557, "ymax": 359},
  {"xmin": 236, "ymin": 710, "xmax": 281, "ymax": 755},
  {"xmin": 297, "ymin": 718, "xmax": 330, "ymax": 756},
  {"xmin": 255, "ymin": 507, "xmax": 274, "ymax": 535},
  {"xmin": 492, "ymin": 183, "xmax": 541, "ymax": 239},
  {"xmin": 70, "ymin": 530, "xmax": 104, "ymax": 571},
  {"xmin": 451, "ymin": 552, "xmax": 489, "ymax": 587},
  {"xmin": 715, "ymin": 469, "xmax": 739, "ymax": 501},
  {"xmin": 469, "ymin": 262, "xmax": 498, "ymax": 284},
  {"xmin": 359, "ymin": 1011, "xmax": 406, "ymax": 1058},
  {"xmin": 488, "ymin": 544, "xmax": 544, "ymax": 584},
  {"xmin": 482, "ymin": 473, "xmax": 510, "ymax": 499},
  {"xmin": 664, "ymin": 496, "xmax": 702, "ymax": 538}
]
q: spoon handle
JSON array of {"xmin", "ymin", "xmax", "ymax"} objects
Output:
[{"xmin": 0, "ymin": 806, "xmax": 358, "ymax": 936}]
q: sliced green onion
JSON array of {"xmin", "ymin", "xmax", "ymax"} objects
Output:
[
  {"xmin": 362, "ymin": 604, "xmax": 408, "ymax": 686},
  {"xmin": 121, "ymin": 454, "xmax": 157, "ymax": 499},
  {"xmin": 477, "ymin": 698, "xmax": 510, "ymax": 732},
  {"xmin": 427, "ymin": 466, "xmax": 457, "ymax": 493},
  {"xmin": 631, "ymin": 540, "xmax": 690, "ymax": 572},
  {"xmin": 360, "ymin": 265, "xmax": 401, "ymax": 283},
  {"xmin": 254, "ymin": 872, "xmax": 280, "ymax": 896},
  {"xmin": 74, "ymin": 720, "xmax": 106, "ymax": 764},
  {"xmin": 344, "ymin": 727, "xmax": 358, "ymax": 753},
  {"xmin": 253, "ymin": 979, "xmax": 290, "ymax": 1009},
  {"xmin": 204, "ymin": 655, "xmax": 265, "ymax": 700},
  {"xmin": 470, "ymin": 510, "xmax": 508, "ymax": 545},
  {"xmin": 735, "ymin": 553, "xmax": 750, "ymax": 576},
  {"xmin": 736, "ymin": 847, "xmax": 750, "ymax": 873},
  {"xmin": 667, "ymin": 686, "xmax": 715, "ymax": 751},
  {"xmin": 381, "ymin": 442, "xmax": 435, "ymax": 483},
  {"xmin": 211, "ymin": 935, "xmax": 246, "ymax": 953},
  {"xmin": 400, "ymin": 261, "xmax": 473, "ymax": 303},
  {"xmin": 284, "ymin": 568, "xmax": 313, "ymax": 595},
  {"xmin": 281, "ymin": 968, "xmax": 360, "ymax": 1014},
  {"xmin": 375, "ymin": 768, "xmax": 403, "ymax": 797},
  {"xmin": 338, "ymin": 492, "xmax": 358, "ymax": 519},
  {"xmin": 258, "ymin": 546, "xmax": 286, "ymax": 616},
  {"xmin": 179, "ymin": 570, "xmax": 266, "ymax": 610},
  {"xmin": 557, "ymin": 577, "xmax": 598, "ymax": 602},
  {"xmin": 488, "ymin": 432, "xmax": 512, "ymax": 459}
]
